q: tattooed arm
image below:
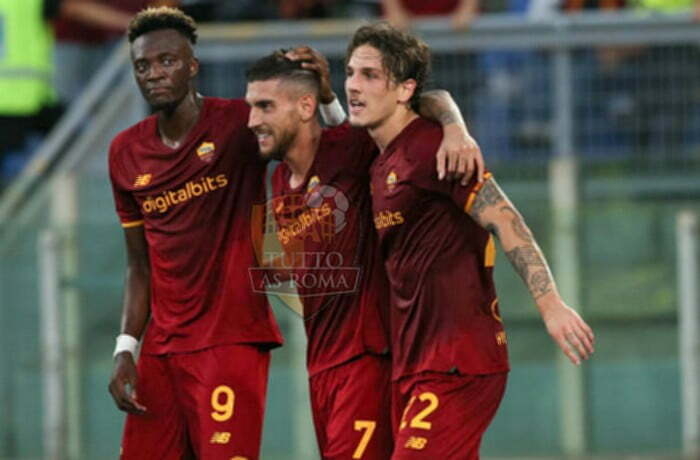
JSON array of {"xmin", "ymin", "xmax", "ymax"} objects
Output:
[{"xmin": 467, "ymin": 178, "xmax": 595, "ymax": 365}]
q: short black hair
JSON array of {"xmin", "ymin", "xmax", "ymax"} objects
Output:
[
  {"xmin": 246, "ymin": 50, "xmax": 320, "ymax": 95},
  {"xmin": 347, "ymin": 22, "xmax": 431, "ymax": 111},
  {"xmin": 127, "ymin": 7, "xmax": 198, "ymax": 44}
]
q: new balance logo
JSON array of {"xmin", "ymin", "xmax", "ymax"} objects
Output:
[
  {"xmin": 404, "ymin": 436, "xmax": 428, "ymax": 450},
  {"xmin": 496, "ymin": 331, "xmax": 508, "ymax": 346},
  {"xmin": 210, "ymin": 432, "xmax": 231, "ymax": 444},
  {"xmin": 133, "ymin": 174, "xmax": 152, "ymax": 187}
]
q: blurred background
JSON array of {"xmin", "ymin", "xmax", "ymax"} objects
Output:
[{"xmin": 1, "ymin": 0, "xmax": 699, "ymax": 459}]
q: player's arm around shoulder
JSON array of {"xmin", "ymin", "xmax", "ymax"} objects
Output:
[
  {"xmin": 418, "ymin": 89, "xmax": 484, "ymax": 184},
  {"xmin": 108, "ymin": 226, "xmax": 150, "ymax": 415},
  {"xmin": 465, "ymin": 177, "xmax": 596, "ymax": 366}
]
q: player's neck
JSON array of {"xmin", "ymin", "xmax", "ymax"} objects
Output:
[
  {"xmin": 285, "ymin": 122, "xmax": 322, "ymax": 189},
  {"xmin": 157, "ymin": 91, "xmax": 203, "ymax": 149},
  {"xmin": 370, "ymin": 106, "xmax": 418, "ymax": 153}
]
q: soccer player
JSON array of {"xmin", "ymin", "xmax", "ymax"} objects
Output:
[
  {"xmin": 245, "ymin": 49, "xmax": 484, "ymax": 459},
  {"xmin": 105, "ymin": 7, "xmax": 351, "ymax": 459},
  {"xmin": 105, "ymin": 7, "xmax": 481, "ymax": 459},
  {"xmin": 345, "ymin": 23, "xmax": 596, "ymax": 458}
]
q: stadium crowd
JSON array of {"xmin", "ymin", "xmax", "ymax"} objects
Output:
[{"xmin": 0, "ymin": 0, "xmax": 697, "ymax": 189}]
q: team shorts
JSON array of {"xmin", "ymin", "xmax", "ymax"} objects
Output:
[
  {"xmin": 309, "ymin": 353, "xmax": 393, "ymax": 460},
  {"xmin": 391, "ymin": 371, "xmax": 508, "ymax": 460},
  {"xmin": 120, "ymin": 344, "xmax": 270, "ymax": 460}
]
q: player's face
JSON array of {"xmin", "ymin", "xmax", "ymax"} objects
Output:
[
  {"xmin": 131, "ymin": 29, "xmax": 198, "ymax": 111},
  {"xmin": 345, "ymin": 44, "xmax": 402, "ymax": 130},
  {"xmin": 246, "ymin": 79, "xmax": 301, "ymax": 161}
]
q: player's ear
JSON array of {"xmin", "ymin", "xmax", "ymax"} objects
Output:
[
  {"xmin": 189, "ymin": 57, "xmax": 200, "ymax": 78},
  {"xmin": 297, "ymin": 93, "xmax": 317, "ymax": 122},
  {"xmin": 397, "ymin": 79, "xmax": 417, "ymax": 105}
]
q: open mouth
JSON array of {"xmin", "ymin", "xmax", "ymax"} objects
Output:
[
  {"xmin": 349, "ymin": 99, "xmax": 365, "ymax": 115},
  {"xmin": 255, "ymin": 131, "xmax": 273, "ymax": 145}
]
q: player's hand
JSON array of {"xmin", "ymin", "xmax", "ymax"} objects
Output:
[
  {"xmin": 285, "ymin": 46, "xmax": 335, "ymax": 104},
  {"xmin": 108, "ymin": 352, "xmax": 147, "ymax": 414},
  {"xmin": 540, "ymin": 299, "xmax": 595, "ymax": 366},
  {"xmin": 436, "ymin": 123, "xmax": 485, "ymax": 185}
]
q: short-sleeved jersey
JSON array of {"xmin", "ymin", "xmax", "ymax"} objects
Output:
[
  {"xmin": 369, "ymin": 117, "xmax": 509, "ymax": 381},
  {"xmin": 109, "ymin": 97, "xmax": 283, "ymax": 355},
  {"xmin": 271, "ymin": 123, "xmax": 389, "ymax": 377}
]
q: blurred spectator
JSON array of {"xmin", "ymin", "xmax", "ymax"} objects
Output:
[
  {"xmin": 178, "ymin": 0, "xmax": 278, "ymax": 21},
  {"xmin": 585, "ymin": 0, "xmax": 700, "ymax": 155},
  {"xmin": 181, "ymin": 0, "xmax": 339, "ymax": 20},
  {"xmin": 0, "ymin": 0, "xmax": 59, "ymax": 188},
  {"xmin": 472, "ymin": 0, "xmax": 554, "ymax": 158},
  {"xmin": 277, "ymin": 0, "xmax": 336, "ymax": 18},
  {"xmin": 563, "ymin": 0, "xmax": 625, "ymax": 8},
  {"xmin": 53, "ymin": 0, "xmax": 176, "ymax": 106},
  {"xmin": 382, "ymin": 0, "xmax": 480, "ymax": 30}
]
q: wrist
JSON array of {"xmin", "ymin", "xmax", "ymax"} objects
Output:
[
  {"xmin": 535, "ymin": 291, "xmax": 562, "ymax": 315},
  {"xmin": 319, "ymin": 97, "xmax": 346, "ymax": 126},
  {"xmin": 320, "ymin": 91, "xmax": 335, "ymax": 105},
  {"xmin": 113, "ymin": 333, "xmax": 139, "ymax": 358}
]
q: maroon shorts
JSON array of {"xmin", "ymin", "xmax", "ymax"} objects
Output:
[
  {"xmin": 391, "ymin": 372, "xmax": 507, "ymax": 460},
  {"xmin": 309, "ymin": 353, "xmax": 394, "ymax": 460},
  {"xmin": 120, "ymin": 344, "xmax": 270, "ymax": 460}
]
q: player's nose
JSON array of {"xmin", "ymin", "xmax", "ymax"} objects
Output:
[
  {"xmin": 247, "ymin": 110, "xmax": 261, "ymax": 130},
  {"xmin": 345, "ymin": 73, "xmax": 360, "ymax": 93}
]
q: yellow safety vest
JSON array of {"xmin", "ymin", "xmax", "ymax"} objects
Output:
[
  {"xmin": 634, "ymin": 0, "xmax": 695, "ymax": 11},
  {"xmin": 0, "ymin": 0, "xmax": 53, "ymax": 116}
]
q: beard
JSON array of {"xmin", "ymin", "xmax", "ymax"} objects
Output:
[
  {"xmin": 259, "ymin": 147, "xmax": 286, "ymax": 162},
  {"xmin": 257, "ymin": 126, "xmax": 296, "ymax": 162}
]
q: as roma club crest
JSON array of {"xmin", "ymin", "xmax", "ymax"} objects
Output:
[
  {"xmin": 307, "ymin": 175, "xmax": 321, "ymax": 193},
  {"xmin": 386, "ymin": 171, "xmax": 398, "ymax": 190},
  {"xmin": 196, "ymin": 142, "xmax": 216, "ymax": 163}
]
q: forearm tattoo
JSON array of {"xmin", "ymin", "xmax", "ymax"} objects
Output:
[
  {"xmin": 500, "ymin": 206, "xmax": 533, "ymax": 242},
  {"xmin": 505, "ymin": 245, "xmax": 553, "ymax": 299},
  {"xmin": 470, "ymin": 179, "xmax": 554, "ymax": 300}
]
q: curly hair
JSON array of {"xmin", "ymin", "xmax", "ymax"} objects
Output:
[
  {"xmin": 127, "ymin": 7, "xmax": 198, "ymax": 44},
  {"xmin": 346, "ymin": 22, "xmax": 431, "ymax": 111}
]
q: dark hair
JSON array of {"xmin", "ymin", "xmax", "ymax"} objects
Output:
[
  {"xmin": 246, "ymin": 50, "xmax": 320, "ymax": 96},
  {"xmin": 127, "ymin": 7, "xmax": 198, "ymax": 44},
  {"xmin": 346, "ymin": 22, "xmax": 431, "ymax": 111}
]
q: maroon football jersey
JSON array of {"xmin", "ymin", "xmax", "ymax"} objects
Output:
[
  {"xmin": 109, "ymin": 98, "xmax": 283, "ymax": 355},
  {"xmin": 270, "ymin": 123, "xmax": 389, "ymax": 376},
  {"xmin": 370, "ymin": 117, "xmax": 509, "ymax": 380}
]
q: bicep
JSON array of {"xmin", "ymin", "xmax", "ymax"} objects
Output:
[
  {"xmin": 466, "ymin": 177, "xmax": 514, "ymax": 235},
  {"xmin": 123, "ymin": 226, "xmax": 150, "ymax": 271}
]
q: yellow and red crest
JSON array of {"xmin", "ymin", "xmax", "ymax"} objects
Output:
[{"xmin": 196, "ymin": 142, "xmax": 216, "ymax": 163}]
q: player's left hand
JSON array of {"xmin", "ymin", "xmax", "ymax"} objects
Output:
[
  {"xmin": 437, "ymin": 123, "xmax": 485, "ymax": 185},
  {"xmin": 540, "ymin": 299, "xmax": 595, "ymax": 366},
  {"xmin": 285, "ymin": 46, "xmax": 335, "ymax": 104}
]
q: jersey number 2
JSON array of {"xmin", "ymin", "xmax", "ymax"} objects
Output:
[{"xmin": 399, "ymin": 392, "xmax": 439, "ymax": 430}]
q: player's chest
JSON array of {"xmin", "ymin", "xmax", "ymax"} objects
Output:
[
  {"xmin": 273, "ymin": 170, "xmax": 363, "ymax": 248},
  {"xmin": 127, "ymin": 133, "xmax": 245, "ymax": 194},
  {"xmin": 370, "ymin": 159, "xmax": 424, "ymax": 230}
]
